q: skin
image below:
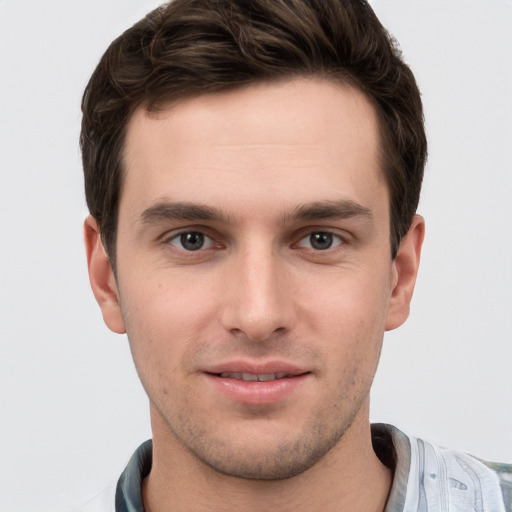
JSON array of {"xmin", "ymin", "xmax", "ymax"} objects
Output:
[{"xmin": 85, "ymin": 78, "xmax": 424, "ymax": 511}]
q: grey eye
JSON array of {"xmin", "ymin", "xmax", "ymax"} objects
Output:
[
  {"xmin": 181, "ymin": 232, "xmax": 204, "ymax": 250},
  {"xmin": 297, "ymin": 232, "xmax": 342, "ymax": 251},
  {"xmin": 309, "ymin": 232, "xmax": 334, "ymax": 250},
  {"xmin": 170, "ymin": 232, "xmax": 214, "ymax": 251}
]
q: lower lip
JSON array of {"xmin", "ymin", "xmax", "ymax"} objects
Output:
[{"xmin": 204, "ymin": 373, "xmax": 310, "ymax": 405}]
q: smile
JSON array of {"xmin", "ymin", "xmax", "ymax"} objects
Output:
[
  {"xmin": 218, "ymin": 372, "xmax": 291, "ymax": 381},
  {"xmin": 204, "ymin": 368, "xmax": 311, "ymax": 405}
]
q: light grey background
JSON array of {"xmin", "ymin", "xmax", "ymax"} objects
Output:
[{"xmin": 1, "ymin": 1, "xmax": 511, "ymax": 510}]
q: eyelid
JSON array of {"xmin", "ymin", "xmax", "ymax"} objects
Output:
[
  {"xmin": 292, "ymin": 223, "xmax": 351, "ymax": 241},
  {"xmin": 169, "ymin": 232, "xmax": 215, "ymax": 250},
  {"xmin": 295, "ymin": 230, "xmax": 345, "ymax": 250},
  {"xmin": 160, "ymin": 227, "xmax": 223, "ymax": 252}
]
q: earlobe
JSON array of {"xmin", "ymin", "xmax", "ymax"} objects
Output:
[
  {"xmin": 385, "ymin": 214, "xmax": 425, "ymax": 331},
  {"xmin": 84, "ymin": 216, "xmax": 126, "ymax": 334}
]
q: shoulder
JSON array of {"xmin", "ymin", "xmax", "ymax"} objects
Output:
[
  {"xmin": 373, "ymin": 424, "xmax": 511, "ymax": 511},
  {"xmin": 478, "ymin": 459, "xmax": 512, "ymax": 510},
  {"xmin": 410, "ymin": 433, "xmax": 512, "ymax": 511}
]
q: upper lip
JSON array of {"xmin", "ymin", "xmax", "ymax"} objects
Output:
[{"xmin": 202, "ymin": 360, "xmax": 310, "ymax": 376}]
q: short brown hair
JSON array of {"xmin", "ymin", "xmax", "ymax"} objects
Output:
[{"xmin": 81, "ymin": 0, "xmax": 426, "ymax": 266}]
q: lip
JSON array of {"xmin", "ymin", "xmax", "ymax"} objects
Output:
[
  {"xmin": 203, "ymin": 360, "xmax": 309, "ymax": 376},
  {"xmin": 201, "ymin": 360, "xmax": 311, "ymax": 405}
]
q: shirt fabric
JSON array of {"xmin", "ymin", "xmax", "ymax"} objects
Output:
[{"xmin": 80, "ymin": 424, "xmax": 512, "ymax": 511}]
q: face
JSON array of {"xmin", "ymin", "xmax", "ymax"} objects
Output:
[{"xmin": 87, "ymin": 78, "xmax": 422, "ymax": 480}]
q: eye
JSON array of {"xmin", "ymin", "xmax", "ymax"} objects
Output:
[
  {"xmin": 168, "ymin": 231, "xmax": 215, "ymax": 251},
  {"xmin": 297, "ymin": 232, "xmax": 343, "ymax": 251}
]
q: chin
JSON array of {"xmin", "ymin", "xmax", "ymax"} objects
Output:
[{"xmin": 184, "ymin": 418, "xmax": 350, "ymax": 481}]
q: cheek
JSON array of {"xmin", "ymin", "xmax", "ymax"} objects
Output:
[
  {"xmin": 122, "ymin": 270, "xmax": 218, "ymax": 332},
  {"xmin": 308, "ymin": 267, "xmax": 391, "ymax": 331},
  {"xmin": 119, "ymin": 275, "xmax": 217, "ymax": 388},
  {"xmin": 306, "ymin": 269, "xmax": 391, "ymax": 378}
]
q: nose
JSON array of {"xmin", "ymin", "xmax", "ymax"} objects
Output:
[{"xmin": 220, "ymin": 243, "xmax": 295, "ymax": 342}]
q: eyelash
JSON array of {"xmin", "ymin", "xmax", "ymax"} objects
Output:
[
  {"xmin": 163, "ymin": 229, "xmax": 347, "ymax": 254},
  {"xmin": 165, "ymin": 231, "xmax": 219, "ymax": 252},
  {"xmin": 295, "ymin": 231, "xmax": 344, "ymax": 251}
]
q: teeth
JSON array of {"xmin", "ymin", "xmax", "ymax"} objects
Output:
[
  {"xmin": 220, "ymin": 372, "xmax": 243, "ymax": 380},
  {"xmin": 219, "ymin": 372, "xmax": 289, "ymax": 381},
  {"xmin": 257, "ymin": 373, "xmax": 276, "ymax": 382}
]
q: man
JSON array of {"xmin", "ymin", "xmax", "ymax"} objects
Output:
[{"xmin": 80, "ymin": 0, "xmax": 511, "ymax": 510}]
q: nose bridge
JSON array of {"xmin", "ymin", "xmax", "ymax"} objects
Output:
[{"xmin": 222, "ymin": 237, "xmax": 292, "ymax": 341}]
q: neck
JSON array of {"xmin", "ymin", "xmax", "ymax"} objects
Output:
[{"xmin": 143, "ymin": 401, "xmax": 392, "ymax": 512}]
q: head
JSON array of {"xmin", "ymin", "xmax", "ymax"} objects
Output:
[
  {"xmin": 82, "ymin": 0, "xmax": 426, "ymax": 484},
  {"xmin": 81, "ymin": 0, "xmax": 426, "ymax": 272}
]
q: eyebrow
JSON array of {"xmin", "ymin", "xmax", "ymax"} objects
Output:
[
  {"xmin": 138, "ymin": 199, "xmax": 373, "ymax": 226},
  {"xmin": 288, "ymin": 200, "xmax": 373, "ymax": 223},
  {"xmin": 139, "ymin": 201, "xmax": 231, "ymax": 225}
]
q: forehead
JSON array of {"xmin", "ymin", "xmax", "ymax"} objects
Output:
[{"xmin": 121, "ymin": 78, "xmax": 386, "ymax": 216}]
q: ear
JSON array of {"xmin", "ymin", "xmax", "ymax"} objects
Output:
[
  {"xmin": 385, "ymin": 214, "xmax": 425, "ymax": 331},
  {"xmin": 84, "ymin": 216, "xmax": 126, "ymax": 334}
]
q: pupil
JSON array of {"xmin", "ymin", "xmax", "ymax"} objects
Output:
[
  {"xmin": 181, "ymin": 232, "xmax": 204, "ymax": 251},
  {"xmin": 310, "ymin": 232, "xmax": 333, "ymax": 250}
]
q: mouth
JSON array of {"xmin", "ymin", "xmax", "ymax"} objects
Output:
[
  {"xmin": 203, "ymin": 366, "xmax": 311, "ymax": 405},
  {"xmin": 215, "ymin": 372, "xmax": 296, "ymax": 381}
]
